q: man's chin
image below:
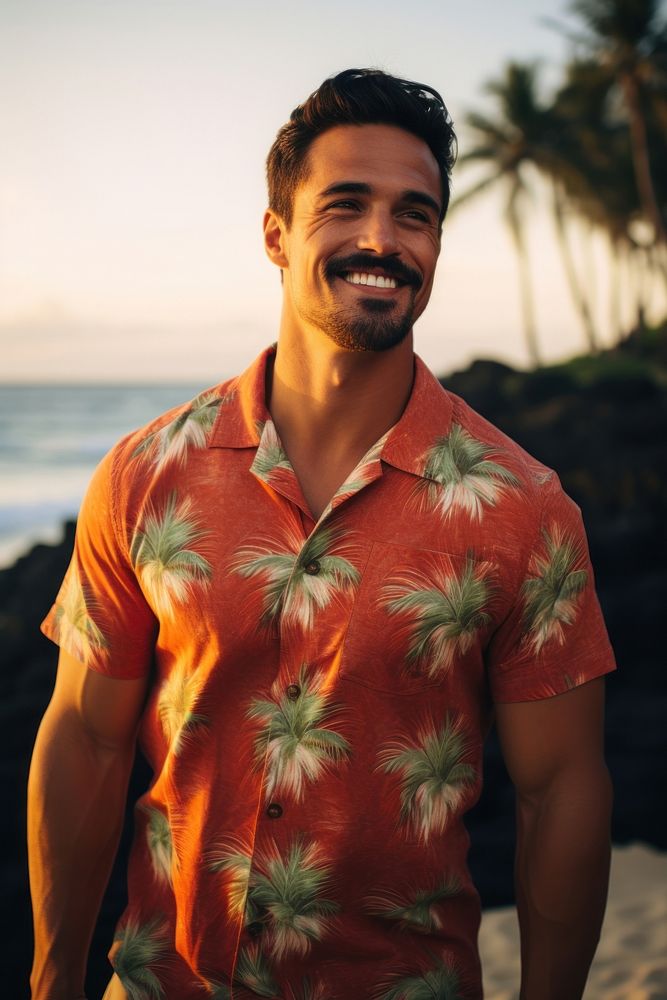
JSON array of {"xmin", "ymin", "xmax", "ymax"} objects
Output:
[{"xmin": 324, "ymin": 315, "xmax": 413, "ymax": 353}]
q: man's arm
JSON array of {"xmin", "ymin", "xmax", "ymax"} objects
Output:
[
  {"xmin": 495, "ymin": 677, "xmax": 613, "ymax": 1000},
  {"xmin": 28, "ymin": 649, "xmax": 148, "ymax": 1000}
]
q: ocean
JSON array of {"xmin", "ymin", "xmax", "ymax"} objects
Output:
[{"xmin": 0, "ymin": 383, "xmax": 206, "ymax": 569}]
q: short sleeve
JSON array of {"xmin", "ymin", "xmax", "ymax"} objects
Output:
[
  {"xmin": 40, "ymin": 441, "xmax": 157, "ymax": 678},
  {"xmin": 487, "ymin": 474, "xmax": 616, "ymax": 703}
]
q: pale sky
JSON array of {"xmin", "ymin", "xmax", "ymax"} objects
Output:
[{"xmin": 1, "ymin": 0, "xmax": 664, "ymax": 382}]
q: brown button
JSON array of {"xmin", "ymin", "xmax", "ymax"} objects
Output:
[
  {"xmin": 267, "ymin": 802, "xmax": 283, "ymax": 819},
  {"xmin": 247, "ymin": 921, "xmax": 264, "ymax": 937},
  {"xmin": 303, "ymin": 559, "xmax": 321, "ymax": 575},
  {"xmin": 286, "ymin": 684, "xmax": 301, "ymax": 700}
]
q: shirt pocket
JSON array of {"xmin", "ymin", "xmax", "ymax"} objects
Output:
[{"xmin": 339, "ymin": 540, "xmax": 493, "ymax": 696}]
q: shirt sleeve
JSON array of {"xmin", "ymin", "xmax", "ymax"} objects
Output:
[
  {"xmin": 486, "ymin": 473, "xmax": 616, "ymax": 703},
  {"xmin": 40, "ymin": 439, "xmax": 157, "ymax": 678}
]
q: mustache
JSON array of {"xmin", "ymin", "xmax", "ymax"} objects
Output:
[{"xmin": 325, "ymin": 254, "xmax": 423, "ymax": 289}]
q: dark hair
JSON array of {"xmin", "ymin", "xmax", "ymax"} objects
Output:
[{"xmin": 266, "ymin": 68, "xmax": 457, "ymax": 228}]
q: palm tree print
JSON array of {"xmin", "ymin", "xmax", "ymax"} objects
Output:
[
  {"xmin": 208, "ymin": 844, "xmax": 251, "ymax": 920},
  {"xmin": 113, "ymin": 918, "xmax": 168, "ymax": 1000},
  {"xmin": 325, "ymin": 431, "xmax": 389, "ymax": 511},
  {"xmin": 383, "ymin": 558, "xmax": 492, "ymax": 678},
  {"xmin": 251, "ymin": 419, "xmax": 292, "ymax": 480},
  {"xmin": 53, "ymin": 568, "xmax": 106, "ymax": 663},
  {"xmin": 133, "ymin": 390, "xmax": 229, "ymax": 471},
  {"xmin": 286, "ymin": 979, "xmax": 331, "ymax": 1000},
  {"xmin": 231, "ymin": 526, "xmax": 360, "ymax": 630},
  {"xmin": 417, "ymin": 425, "xmax": 520, "ymax": 522},
  {"xmin": 233, "ymin": 944, "xmax": 278, "ymax": 998},
  {"xmin": 247, "ymin": 664, "xmax": 351, "ymax": 802},
  {"xmin": 157, "ymin": 662, "xmax": 207, "ymax": 755},
  {"xmin": 212, "ymin": 837, "xmax": 339, "ymax": 959},
  {"xmin": 379, "ymin": 717, "xmax": 476, "ymax": 843},
  {"xmin": 142, "ymin": 806, "xmax": 173, "ymax": 886},
  {"xmin": 365, "ymin": 877, "xmax": 462, "ymax": 932},
  {"xmin": 130, "ymin": 492, "xmax": 212, "ymax": 616},
  {"xmin": 377, "ymin": 958, "xmax": 463, "ymax": 1000},
  {"xmin": 522, "ymin": 523, "xmax": 588, "ymax": 652}
]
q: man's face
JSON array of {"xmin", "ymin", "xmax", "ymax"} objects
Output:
[{"xmin": 269, "ymin": 124, "xmax": 443, "ymax": 352}]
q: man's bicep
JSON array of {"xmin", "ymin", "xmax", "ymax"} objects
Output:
[
  {"xmin": 48, "ymin": 648, "xmax": 149, "ymax": 751},
  {"xmin": 495, "ymin": 677, "xmax": 607, "ymax": 797}
]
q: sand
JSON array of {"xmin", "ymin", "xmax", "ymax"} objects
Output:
[{"xmin": 478, "ymin": 842, "xmax": 667, "ymax": 1000}]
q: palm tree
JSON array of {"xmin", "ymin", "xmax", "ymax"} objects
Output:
[
  {"xmin": 522, "ymin": 525, "xmax": 589, "ymax": 652},
  {"xmin": 53, "ymin": 569, "xmax": 106, "ymax": 662},
  {"xmin": 143, "ymin": 807, "xmax": 173, "ymax": 886},
  {"xmin": 113, "ymin": 919, "xmax": 168, "ymax": 1000},
  {"xmin": 208, "ymin": 844, "xmax": 251, "ymax": 920},
  {"xmin": 565, "ymin": 0, "xmax": 667, "ymax": 246},
  {"xmin": 454, "ymin": 63, "xmax": 550, "ymax": 366},
  {"xmin": 133, "ymin": 391, "xmax": 227, "ymax": 470},
  {"xmin": 379, "ymin": 717, "xmax": 477, "ymax": 843},
  {"xmin": 383, "ymin": 558, "xmax": 492, "ymax": 678},
  {"xmin": 130, "ymin": 492, "xmax": 212, "ymax": 616},
  {"xmin": 157, "ymin": 662, "xmax": 208, "ymax": 755},
  {"xmin": 233, "ymin": 945, "xmax": 277, "ymax": 998},
  {"xmin": 365, "ymin": 877, "xmax": 462, "ymax": 932},
  {"xmin": 251, "ymin": 420, "xmax": 292, "ymax": 479},
  {"xmin": 378, "ymin": 959, "xmax": 463, "ymax": 1000},
  {"xmin": 247, "ymin": 664, "xmax": 351, "ymax": 802},
  {"xmin": 416, "ymin": 425, "xmax": 520, "ymax": 523},
  {"xmin": 231, "ymin": 526, "xmax": 360, "ymax": 630},
  {"xmin": 211, "ymin": 838, "xmax": 339, "ymax": 959}
]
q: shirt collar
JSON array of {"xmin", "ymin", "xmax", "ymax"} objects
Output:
[
  {"xmin": 207, "ymin": 346, "xmax": 275, "ymax": 449},
  {"xmin": 207, "ymin": 345, "xmax": 454, "ymax": 482}
]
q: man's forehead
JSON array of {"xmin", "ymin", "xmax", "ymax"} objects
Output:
[{"xmin": 302, "ymin": 123, "xmax": 441, "ymax": 195}]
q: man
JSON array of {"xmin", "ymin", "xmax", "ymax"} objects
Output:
[{"xmin": 29, "ymin": 69, "xmax": 615, "ymax": 1000}]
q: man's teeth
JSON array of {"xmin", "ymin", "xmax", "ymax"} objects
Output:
[{"xmin": 344, "ymin": 272, "xmax": 397, "ymax": 288}]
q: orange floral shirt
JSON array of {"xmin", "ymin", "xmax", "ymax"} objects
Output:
[{"xmin": 42, "ymin": 346, "xmax": 616, "ymax": 1000}]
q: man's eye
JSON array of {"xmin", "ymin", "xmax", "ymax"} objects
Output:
[
  {"xmin": 327, "ymin": 200, "xmax": 359, "ymax": 211},
  {"xmin": 403, "ymin": 210, "xmax": 430, "ymax": 222}
]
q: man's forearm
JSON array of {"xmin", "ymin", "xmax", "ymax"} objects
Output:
[
  {"xmin": 515, "ymin": 764, "xmax": 613, "ymax": 1000},
  {"xmin": 28, "ymin": 707, "xmax": 134, "ymax": 1000}
]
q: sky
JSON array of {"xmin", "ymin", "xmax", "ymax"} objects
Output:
[{"xmin": 1, "ymin": 0, "xmax": 665, "ymax": 382}]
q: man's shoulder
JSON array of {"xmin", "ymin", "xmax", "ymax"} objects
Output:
[
  {"xmin": 444, "ymin": 386, "xmax": 560, "ymax": 497},
  {"xmin": 105, "ymin": 374, "xmax": 240, "ymax": 484}
]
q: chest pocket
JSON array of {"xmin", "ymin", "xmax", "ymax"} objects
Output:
[{"xmin": 339, "ymin": 541, "xmax": 494, "ymax": 696}]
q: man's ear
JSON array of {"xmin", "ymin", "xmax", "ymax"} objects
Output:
[{"xmin": 263, "ymin": 209, "xmax": 289, "ymax": 269}]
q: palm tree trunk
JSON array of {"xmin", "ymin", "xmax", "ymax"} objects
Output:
[
  {"xmin": 507, "ymin": 201, "xmax": 541, "ymax": 367},
  {"xmin": 609, "ymin": 240, "xmax": 622, "ymax": 345},
  {"xmin": 620, "ymin": 71, "xmax": 667, "ymax": 248},
  {"xmin": 551, "ymin": 182, "xmax": 600, "ymax": 353}
]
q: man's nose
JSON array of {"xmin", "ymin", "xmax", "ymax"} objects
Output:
[{"xmin": 355, "ymin": 208, "xmax": 399, "ymax": 255}]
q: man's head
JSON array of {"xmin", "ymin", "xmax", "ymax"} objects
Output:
[
  {"xmin": 267, "ymin": 68, "xmax": 457, "ymax": 231},
  {"xmin": 264, "ymin": 70, "xmax": 457, "ymax": 353}
]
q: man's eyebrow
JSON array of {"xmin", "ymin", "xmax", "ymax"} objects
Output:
[
  {"xmin": 318, "ymin": 182, "xmax": 441, "ymax": 217},
  {"xmin": 318, "ymin": 182, "xmax": 372, "ymax": 198}
]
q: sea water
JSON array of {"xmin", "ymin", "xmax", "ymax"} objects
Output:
[{"xmin": 0, "ymin": 383, "xmax": 207, "ymax": 568}]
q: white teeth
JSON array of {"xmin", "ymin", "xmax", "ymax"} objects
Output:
[{"xmin": 344, "ymin": 272, "xmax": 397, "ymax": 288}]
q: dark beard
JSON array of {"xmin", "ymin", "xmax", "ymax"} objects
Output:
[{"xmin": 321, "ymin": 295, "xmax": 415, "ymax": 352}]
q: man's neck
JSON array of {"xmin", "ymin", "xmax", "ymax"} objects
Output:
[{"xmin": 266, "ymin": 327, "xmax": 415, "ymax": 519}]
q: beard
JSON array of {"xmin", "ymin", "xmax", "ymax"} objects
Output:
[
  {"xmin": 317, "ymin": 293, "xmax": 416, "ymax": 353},
  {"xmin": 309, "ymin": 252, "xmax": 423, "ymax": 353}
]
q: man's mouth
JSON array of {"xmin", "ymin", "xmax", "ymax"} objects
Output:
[{"xmin": 343, "ymin": 272, "xmax": 398, "ymax": 289}]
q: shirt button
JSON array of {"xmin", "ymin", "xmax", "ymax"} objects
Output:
[
  {"xmin": 303, "ymin": 559, "xmax": 321, "ymax": 575},
  {"xmin": 247, "ymin": 921, "xmax": 264, "ymax": 937},
  {"xmin": 267, "ymin": 802, "xmax": 283, "ymax": 819},
  {"xmin": 286, "ymin": 684, "xmax": 301, "ymax": 700}
]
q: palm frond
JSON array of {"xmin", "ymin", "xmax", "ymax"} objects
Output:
[
  {"xmin": 113, "ymin": 918, "xmax": 168, "ymax": 1000},
  {"xmin": 379, "ymin": 718, "xmax": 477, "ymax": 841},
  {"xmin": 233, "ymin": 944, "xmax": 278, "ymax": 998},
  {"xmin": 143, "ymin": 807, "xmax": 173, "ymax": 886},
  {"xmin": 522, "ymin": 525, "xmax": 588, "ymax": 651},
  {"xmin": 365, "ymin": 877, "xmax": 462, "ymax": 931},
  {"xmin": 379, "ymin": 959, "xmax": 462, "ymax": 1000}
]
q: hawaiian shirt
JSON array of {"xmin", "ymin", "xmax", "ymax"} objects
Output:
[{"xmin": 42, "ymin": 345, "xmax": 616, "ymax": 1000}]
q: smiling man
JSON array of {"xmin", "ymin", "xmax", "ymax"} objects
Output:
[{"xmin": 29, "ymin": 70, "xmax": 615, "ymax": 1000}]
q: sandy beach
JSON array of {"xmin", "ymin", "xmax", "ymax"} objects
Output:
[{"xmin": 479, "ymin": 842, "xmax": 667, "ymax": 999}]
